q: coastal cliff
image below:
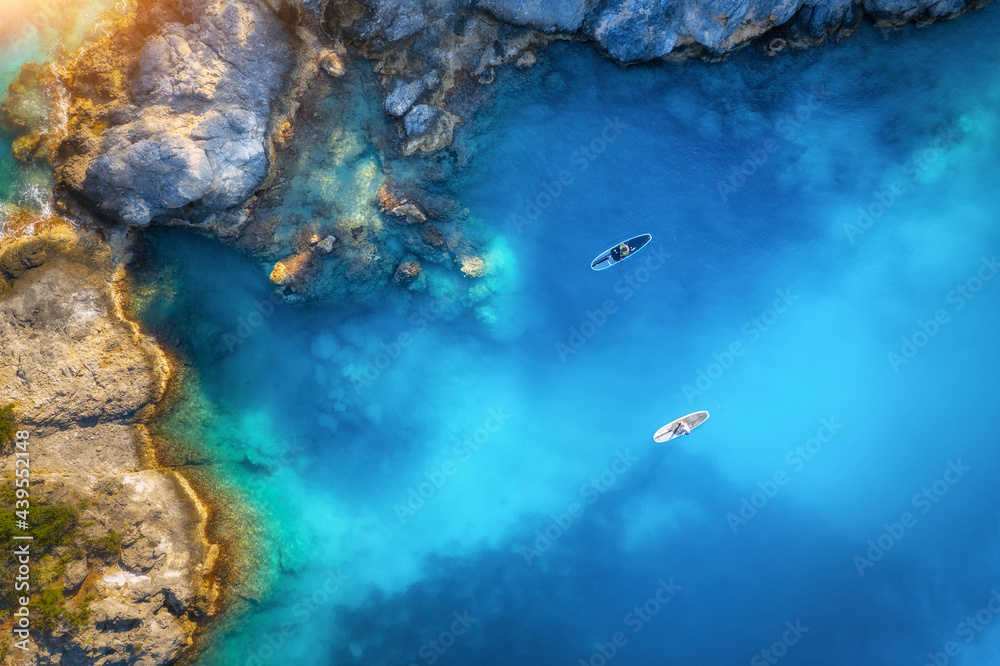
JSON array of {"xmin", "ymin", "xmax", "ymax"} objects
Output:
[{"xmin": 0, "ymin": 219, "xmax": 218, "ymax": 663}]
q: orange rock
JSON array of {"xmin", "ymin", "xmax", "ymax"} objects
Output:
[
  {"xmin": 269, "ymin": 250, "xmax": 312, "ymax": 285},
  {"xmin": 460, "ymin": 256, "xmax": 486, "ymax": 278},
  {"xmin": 375, "ymin": 182, "xmax": 402, "ymax": 212},
  {"xmin": 11, "ymin": 134, "xmax": 41, "ymax": 163},
  {"xmin": 393, "ymin": 260, "xmax": 421, "ymax": 284}
]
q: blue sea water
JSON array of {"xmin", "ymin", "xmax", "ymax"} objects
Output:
[{"xmin": 11, "ymin": 3, "xmax": 1000, "ymax": 664}]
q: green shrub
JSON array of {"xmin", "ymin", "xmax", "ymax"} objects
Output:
[
  {"xmin": 33, "ymin": 505, "xmax": 79, "ymax": 550},
  {"xmin": 66, "ymin": 589, "xmax": 95, "ymax": 629},
  {"xmin": 35, "ymin": 587, "xmax": 65, "ymax": 632},
  {"xmin": 0, "ymin": 404, "xmax": 16, "ymax": 453},
  {"xmin": 0, "ymin": 490, "xmax": 78, "ymax": 609},
  {"xmin": 89, "ymin": 530, "xmax": 123, "ymax": 559}
]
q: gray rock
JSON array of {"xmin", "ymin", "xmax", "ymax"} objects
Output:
[
  {"xmin": 75, "ymin": 0, "xmax": 293, "ymax": 227},
  {"xmin": 63, "ymin": 557, "xmax": 89, "ymax": 594},
  {"xmin": 404, "ymin": 105, "xmax": 440, "ymax": 139},
  {"xmin": 477, "ymin": 0, "xmax": 592, "ymax": 32},
  {"xmin": 340, "ymin": 0, "xmax": 990, "ymax": 150},
  {"xmin": 385, "ymin": 78, "xmax": 428, "ymax": 117}
]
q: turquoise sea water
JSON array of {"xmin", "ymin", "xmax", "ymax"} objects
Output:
[
  {"xmin": 9, "ymin": 5, "xmax": 1000, "ymax": 665},
  {"xmin": 0, "ymin": 0, "xmax": 124, "ymax": 218}
]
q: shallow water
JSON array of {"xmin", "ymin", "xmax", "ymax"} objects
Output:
[
  {"xmin": 0, "ymin": 0, "xmax": 125, "ymax": 222},
  {"xmin": 11, "ymin": 2, "xmax": 1000, "ymax": 664}
]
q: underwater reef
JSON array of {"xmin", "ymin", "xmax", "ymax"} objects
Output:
[{"xmin": 5, "ymin": 0, "xmax": 990, "ymax": 305}]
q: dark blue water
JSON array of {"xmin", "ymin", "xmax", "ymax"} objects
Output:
[{"xmin": 129, "ymin": 9, "xmax": 1000, "ymax": 666}]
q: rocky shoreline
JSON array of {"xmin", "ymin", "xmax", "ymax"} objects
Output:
[
  {"xmin": 6, "ymin": 0, "xmax": 990, "ymax": 305},
  {"xmin": 0, "ymin": 218, "xmax": 219, "ymax": 664}
]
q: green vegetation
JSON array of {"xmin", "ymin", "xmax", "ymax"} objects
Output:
[
  {"xmin": 0, "ymin": 498, "xmax": 78, "ymax": 608},
  {"xmin": 0, "ymin": 403, "xmax": 17, "ymax": 453},
  {"xmin": 0, "ymin": 479, "xmax": 127, "ymax": 634},
  {"xmin": 66, "ymin": 588, "xmax": 95, "ymax": 629},
  {"xmin": 35, "ymin": 586, "xmax": 66, "ymax": 632},
  {"xmin": 88, "ymin": 529, "xmax": 123, "ymax": 560}
]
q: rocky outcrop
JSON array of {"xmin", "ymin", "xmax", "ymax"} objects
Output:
[
  {"xmin": 0, "ymin": 220, "xmax": 217, "ymax": 664},
  {"xmin": 331, "ymin": 0, "xmax": 547, "ymax": 153},
  {"xmin": 56, "ymin": 0, "xmax": 295, "ymax": 229},
  {"xmin": 329, "ymin": 0, "xmax": 990, "ymax": 150}
]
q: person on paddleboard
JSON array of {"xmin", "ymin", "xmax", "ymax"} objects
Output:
[
  {"xmin": 613, "ymin": 242, "xmax": 630, "ymax": 261},
  {"xmin": 675, "ymin": 422, "xmax": 691, "ymax": 436}
]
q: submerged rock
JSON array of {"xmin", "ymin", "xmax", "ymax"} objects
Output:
[
  {"xmin": 390, "ymin": 202, "xmax": 428, "ymax": 224},
  {"xmin": 330, "ymin": 0, "xmax": 991, "ymax": 154},
  {"xmin": 393, "ymin": 259, "xmax": 422, "ymax": 284},
  {"xmin": 460, "ymin": 255, "xmax": 487, "ymax": 278}
]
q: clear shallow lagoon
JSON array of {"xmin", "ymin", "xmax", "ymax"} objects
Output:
[{"xmin": 11, "ymin": 4, "xmax": 1000, "ymax": 664}]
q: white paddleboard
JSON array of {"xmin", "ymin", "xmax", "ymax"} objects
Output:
[{"xmin": 653, "ymin": 411, "xmax": 709, "ymax": 443}]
